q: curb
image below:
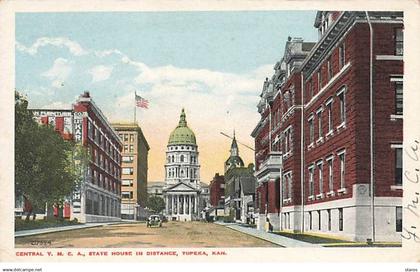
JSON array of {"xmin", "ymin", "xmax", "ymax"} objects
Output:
[{"xmin": 15, "ymin": 221, "xmax": 129, "ymax": 238}]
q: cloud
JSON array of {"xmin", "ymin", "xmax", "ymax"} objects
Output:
[
  {"xmin": 106, "ymin": 59, "xmax": 272, "ymax": 182},
  {"xmin": 41, "ymin": 58, "xmax": 73, "ymax": 88},
  {"xmin": 88, "ymin": 65, "xmax": 113, "ymax": 83},
  {"xmin": 94, "ymin": 49, "xmax": 123, "ymax": 58},
  {"xmin": 16, "ymin": 37, "xmax": 87, "ymax": 56},
  {"xmin": 18, "ymin": 37, "xmax": 273, "ymax": 182}
]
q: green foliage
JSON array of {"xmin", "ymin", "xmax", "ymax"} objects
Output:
[
  {"xmin": 146, "ymin": 196, "xmax": 165, "ymax": 213},
  {"xmin": 15, "ymin": 91, "xmax": 81, "ymax": 211}
]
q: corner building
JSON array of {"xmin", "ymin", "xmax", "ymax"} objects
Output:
[
  {"xmin": 32, "ymin": 92, "xmax": 123, "ymax": 223},
  {"xmin": 163, "ymin": 109, "xmax": 201, "ymax": 221},
  {"xmin": 252, "ymin": 11, "xmax": 403, "ymax": 242}
]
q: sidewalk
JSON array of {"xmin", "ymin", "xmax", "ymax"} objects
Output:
[
  {"xmin": 216, "ymin": 222, "xmax": 321, "ymax": 248},
  {"xmin": 15, "ymin": 221, "xmax": 130, "ymax": 238}
]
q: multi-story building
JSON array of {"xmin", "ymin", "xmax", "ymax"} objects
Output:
[
  {"xmin": 31, "ymin": 91, "xmax": 123, "ymax": 223},
  {"xmin": 224, "ymin": 134, "xmax": 257, "ymax": 223},
  {"xmin": 252, "ymin": 11, "xmax": 403, "ymax": 242},
  {"xmin": 163, "ymin": 109, "xmax": 202, "ymax": 221},
  {"xmin": 208, "ymin": 173, "xmax": 225, "ymax": 219},
  {"xmin": 209, "ymin": 173, "xmax": 225, "ymax": 207},
  {"xmin": 253, "ymin": 37, "xmax": 315, "ymax": 231},
  {"xmin": 112, "ymin": 122, "xmax": 150, "ymax": 220}
]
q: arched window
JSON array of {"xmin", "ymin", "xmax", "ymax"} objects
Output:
[
  {"xmin": 180, "ymin": 155, "xmax": 184, "ymax": 162},
  {"xmin": 171, "ymin": 155, "xmax": 175, "ymax": 163}
]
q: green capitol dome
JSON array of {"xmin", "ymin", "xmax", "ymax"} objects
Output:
[{"xmin": 168, "ymin": 108, "xmax": 197, "ymax": 146}]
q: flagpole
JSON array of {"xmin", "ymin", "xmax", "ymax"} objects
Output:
[{"xmin": 134, "ymin": 90, "xmax": 137, "ymax": 124}]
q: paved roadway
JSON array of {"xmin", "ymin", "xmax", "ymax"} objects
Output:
[{"xmin": 15, "ymin": 221, "xmax": 280, "ymax": 248}]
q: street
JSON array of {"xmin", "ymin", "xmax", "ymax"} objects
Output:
[{"xmin": 15, "ymin": 221, "xmax": 279, "ymax": 248}]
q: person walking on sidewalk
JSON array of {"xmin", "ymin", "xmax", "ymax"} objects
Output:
[{"xmin": 265, "ymin": 218, "xmax": 273, "ymax": 233}]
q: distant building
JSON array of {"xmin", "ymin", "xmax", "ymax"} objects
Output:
[
  {"xmin": 112, "ymin": 122, "xmax": 150, "ymax": 220},
  {"xmin": 209, "ymin": 173, "xmax": 225, "ymax": 207},
  {"xmin": 163, "ymin": 109, "xmax": 203, "ymax": 221},
  {"xmin": 147, "ymin": 181, "xmax": 165, "ymax": 198},
  {"xmin": 224, "ymin": 133, "xmax": 256, "ymax": 223},
  {"xmin": 31, "ymin": 91, "xmax": 123, "ymax": 223}
]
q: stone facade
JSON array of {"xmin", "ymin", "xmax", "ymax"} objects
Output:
[{"xmin": 163, "ymin": 109, "xmax": 202, "ymax": 221}]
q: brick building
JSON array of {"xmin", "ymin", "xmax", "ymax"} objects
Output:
[
  {"xmin": 112, "ymin": 122, "xmax": 150, "ymax": 220},
  {"xmin": 209, "ymin": 173, "xmax": 225, "ymax": 207},
  {"xmin": 252, "ymin": 11, "xmax": 403, "ymax": 242},
  {"xmin": 31, "ymin": 91, "xmax": 123, "ymax": 223}
]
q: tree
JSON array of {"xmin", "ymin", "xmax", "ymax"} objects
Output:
[
  {"xmin": 147, "ymin": 196, "xmax": 165, "ymax": 214},
  {"xmin": 15, "ymin": 91, "xmax": 80, "ymax": 220}
]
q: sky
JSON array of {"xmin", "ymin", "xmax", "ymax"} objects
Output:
[{"xmin": 15, "ymin": 11, "xmax": 318, "ymax": 183}]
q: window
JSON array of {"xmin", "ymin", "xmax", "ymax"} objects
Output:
[
  {"xmin": 129, "ymin": 144, "xmax": 134, "ymax": 153},
  {"xmin": 122, "ymin": 179, "xmax": 133, "ymax": 187},
  {"xmin": 327, "ymin": 209, "xmax": 331, "ymax": 231},
  {"xmin": 129, "ymin": 134, "xmax": 134, "ymax": 142},
  {"xmin": 100, "ymin": 154, "xmax": 103, "ymax": 168},
  {"xmin": 288, "ymin": 174, "xmax": 292, "ymax": 199},
  {"xmin": 284, "ymin": 127, "xmax": 291, "ymax": 153},
  {"xmin": 327, "ymin": 57, "xmax": 333, "ymax": 80},
  {"xmin": 339, "ymin": 208, "xmax": 343, "ymax": 231},
  {"xmin": 317, "ymin": 71, "xmax": 322, "ymax": 91},
  {"xmin": 327, "ymin": 157, "xmax": 334, "ymax": 191},
  {"xmin": 308, "ymin": 117, "xmax": 314, "ymax": 145},
  {"xmin": 326, "ymin": 99, "xmax": 333, "ymax": 133},
  {"xmin": 180, "ymin": 155, "xmax": 184, "ymax": 162},
  {"xmin": 317, "ymin": 161, "xmax": 323, "ymax": 194},
  {"xmin": 282, "ymin": 175, "xmax": 287, "ymax": 199},
  {"xmin": 395, "ymin": 28, "xmax": 403, "ymax": 56},
  {"xmin": 318, "ymin": 210, "xmax": 321, "ymax": 230},
  {"xmin": 338, "ymin": 89, "xmax": 346, "ymax": 125},
  {"xmin": 396, "ymin": 206, "xmax": 402, "ymax": 232},
  {"xmin": 309, "ymin": 80, "xmax": 314, "ymax": 98},
  {"xmin": 122, "ymin": 167, "xmax": 133, "ymax": 175},
  {"xmin": 395, "ymin": 148, "xmax": 403, "ymax": 185},
  {"xmin": 395, "ymin": 81, "xmax": 403, "ymax": 115},
  {"xmin": 317, "ymin": 109, "xmax": 323, "ymax": 139},
  {"xmin": 339, "ymin": 43, "xmax": 346, "ymax": 69},
  {"xmin": 309, "ymin": 166, "xmax": 314, "ymax": 197},
  {"xmin": 121, "ymin": 192, "xmax": 131, "ymax": 199},
  {"xmin": 123, "ymin": 144, "xmax": 128, "ymax": 153},
  {"xmin": 123, "ymin": 134, "xmax": 128, "ymax": 142},
  {"xmin": 339, "ymin": 152, "xmax": 346, "ymax": 189},
  {"xmin": 122, "ymin": 156, "xmax": 134, "ymax": 163}
]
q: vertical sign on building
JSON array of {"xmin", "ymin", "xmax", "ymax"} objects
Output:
[
  {"xmin": 71, "ymin": 111, "xmax": 86, "ymax": 213},
  {"xmin": 73, "ymin": 111, "xmax": 84, "ymax": 142}
]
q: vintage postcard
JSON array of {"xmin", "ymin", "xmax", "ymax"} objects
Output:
[{"xmin": 1, "ymin": 0, "xmax": 420, "ymax": 268}]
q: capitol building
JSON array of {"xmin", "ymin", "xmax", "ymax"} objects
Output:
[{"xmin": 162, "ymin": 109, "xmax": 203, "ymax": 221}]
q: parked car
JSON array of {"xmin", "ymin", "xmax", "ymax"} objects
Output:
[{"xmin": 146, "ymin": 215, "xmax": 162, "ymax": 227}]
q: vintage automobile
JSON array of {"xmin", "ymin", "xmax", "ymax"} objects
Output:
[{"xmin": 146, "ymin": 215, "xmax": 162, "ymax": 227}]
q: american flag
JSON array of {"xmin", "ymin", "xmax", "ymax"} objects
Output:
[{"xmin": 135, "ymin": 94, "xmax": 149, "ymax": 109}]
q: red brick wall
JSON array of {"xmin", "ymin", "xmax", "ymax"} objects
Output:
[{"xmin": 209, "ymin": 174, "xmax": 225, "ymax": 207}]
